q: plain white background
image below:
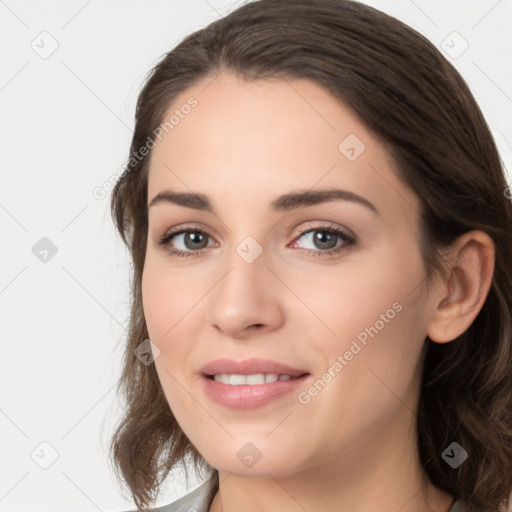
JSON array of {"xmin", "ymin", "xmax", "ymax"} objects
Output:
[{"xmin": 1, "ymin": 1, "xmax": 511, "ymax": 511}]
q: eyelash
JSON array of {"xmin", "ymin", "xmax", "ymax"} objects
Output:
[{"xmin": 155, "ymin": 223, "xmax": 356, "ymax": 259}]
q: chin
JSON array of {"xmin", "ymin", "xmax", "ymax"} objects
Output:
[{"xmin": 197, "ymin": 437, "xmax": 307, "ymax": 478}]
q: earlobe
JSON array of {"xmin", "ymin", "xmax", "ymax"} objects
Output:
[{"xmin": 427, "ymin": 231, "xmax": 495, "ymax": 344}]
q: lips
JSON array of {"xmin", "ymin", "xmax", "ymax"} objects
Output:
[
  {"xmin": 200, "ymin": 357, "xmax": 312, "ymax": 409},
  {"xmin": 200, "ymin": 357, "xmax": 310, "ymax": 378}
]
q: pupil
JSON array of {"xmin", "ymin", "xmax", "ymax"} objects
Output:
[
  {"xmin": 186, "ymin": 232, "xmax": 206, "ymax": 249},
  {"xmin": 315, "ymin": 230, "xmax": 336, "ymax": 249}
]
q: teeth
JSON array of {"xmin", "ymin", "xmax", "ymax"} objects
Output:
[{"xmin": 212, "ymin": 373, "xmax": 294, "ymax": 385}]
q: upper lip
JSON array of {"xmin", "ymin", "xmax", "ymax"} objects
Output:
[{"xmin": 200, "ymin": 357, "xmax": 310, "ymax": 377}]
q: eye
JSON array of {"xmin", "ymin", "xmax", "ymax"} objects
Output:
[
  {"xmin": 154, "ymin": 222, "xmax": 356, "ymax": 258},
  {"xmin": 155, "ymin": 224, "xmax": 216, "ymax": 258},
  {"xmin": 291, "ymin": 222, "xmax": 356, "ymax": 257}
]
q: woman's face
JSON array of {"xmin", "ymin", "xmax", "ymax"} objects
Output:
[{"xmin": 142, "ymin": 71, "xmax": 436, "ymax": 478}]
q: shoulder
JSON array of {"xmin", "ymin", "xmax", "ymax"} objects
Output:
[
  {"xmin": 150, "ymin": 479, "xmax": 214, "ymax": 512},
  {"xmin": 120, "ymin": 480, "xmax": 466, "ymax": 512},
  {"xmin": 117, "ymin": 479, "xmax": 215, "ymax": 512},
  {"xmin": 117, "ymin": 469, "xmax": 218, "ymax": 512}
]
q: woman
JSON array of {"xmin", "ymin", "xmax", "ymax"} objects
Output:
[{"xmin": 109, "ymin": 1, "xmax": 512, "ymax": 511}]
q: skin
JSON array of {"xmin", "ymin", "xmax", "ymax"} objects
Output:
[{"xmin": 141, "ymin": 70, "xmax": 495, "ymax": 512}]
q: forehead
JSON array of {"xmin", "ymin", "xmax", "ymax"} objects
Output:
[{"xmin": 147, "ymin": 71, "xmax": 419, "ymax": 219}]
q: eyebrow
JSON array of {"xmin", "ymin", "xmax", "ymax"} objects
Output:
[{"xmin": 148, "ymin": 188, "xmax": 379, "ymax": 215}]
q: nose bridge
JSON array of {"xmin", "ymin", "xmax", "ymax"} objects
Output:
[
  {"xmin": 234, "ymin": 234, "xmax": 266, "ymax": 266},
  {"xmin": 206, "ymin": 231, "xmax": 283, "ymax": 334},
  {"xmin": 221, "ymin": 232, "xmax": 269, "ymax": 299}
]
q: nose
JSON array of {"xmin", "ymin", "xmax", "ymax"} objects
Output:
[{"xmin": 206, "ymin": 245, "xmax": 285, "ymax": 339}]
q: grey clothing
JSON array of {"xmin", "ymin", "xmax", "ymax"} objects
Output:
[
  {"xmin": 143, "ymin": 479, "xmax": 468, "ymax": 512},
  {"xmin": 149, "ymin": 479, "xmax": 214, "ymax": 512}
]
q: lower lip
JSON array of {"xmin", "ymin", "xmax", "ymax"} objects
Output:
[{"xmin": 201, "ymin": 374, "xmax": 310, "ymax": 409}]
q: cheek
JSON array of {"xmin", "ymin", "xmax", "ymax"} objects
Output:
[
  {"xmin": 141, "ymin": 266, "xmax": 170, "ymax": 341},
  {"xmin": 291, "ymin": 240, "xmax": 425, "ymax": 342},
  {"xmin": 141, "ymin": 254, "xmax": 194, "ymax": 342},
  {"xmin": 141, "ymin": 263, "xmax": 194, "ymax": 414},
  {"xmin": 296, "ymin": 241, "xmax": 427, "ymax": 401},
  {"xmin": 141, "ymin": 256, "xmax": 207, "ymax": 381}
]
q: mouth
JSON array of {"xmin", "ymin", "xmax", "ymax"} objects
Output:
[
  {"xmin": 199, "ymin": 357, "xmax": 311, "ymax": 408},
  {"xmin": 199, "ymin": 359, "xmax": 312, "ymax": 409},
  {"xmin": 200, "ymin": 357, "xmax": 310, "ymax": 380},
  {"xmin": 205, "ymin": 373, "xmax": 309, "ymax": 385}
]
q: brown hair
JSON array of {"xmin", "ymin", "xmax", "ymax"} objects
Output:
[{"xmin": 108, "ymin": 1, "xmax": 512, "ymax": 510}]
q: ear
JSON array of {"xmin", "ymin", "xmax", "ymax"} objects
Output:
[{"xmin": 427, "ymin": 230, "xmax": 495, "ymax": 343}]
